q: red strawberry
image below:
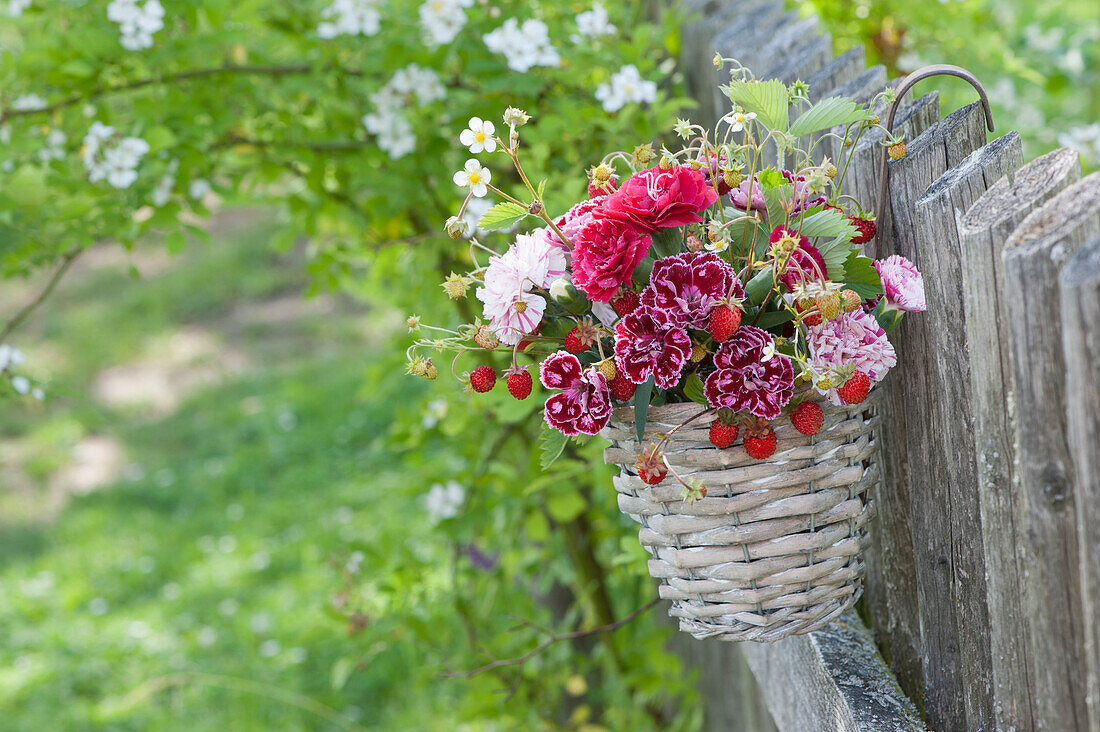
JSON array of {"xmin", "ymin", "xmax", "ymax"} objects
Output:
[
  {"xmin": 744, "ymin": 428, "xmax": 777, "ymax": 460},
  {"xmin": 837, "ymin": 371, "xmax": 871, "ymax": 404},
  {"xmin": 469, "ymin": 365, "xmax": 496, "ymax": 393},
  {"xmin": 709, "ymin": 420, "xmax": 739, "ymax": 449},
  {"xmin": 612, "ymin": 290, "xmax": 641, "ymax": 316},
  {"xmin": 790, "ymin": 401, "xmax": 824, "ymax": 435},
  {"xmin": 709, "ymin": 305, "xmax": 741, "ymax": 343},
  {"xmin": 796, "ymin": 298, "xmax": 822, "ymax": 327},
  {"xmin": 635, "ymin": 443, "xmax": 667, "ymax": 485},
  {"xmin": 608, "ymin": 375, "xmax": 636, "ymax": 402},
  {"xmin": 506, "ymin": 369, "xmax": 532, "ymax": 400},
  {"xmin": 588, "ymin": 176, "xmax": 618, "ymax": 198},
  {"xmin": 849, "ymin": 216, "xmax": 877, "ymax": 245},
  {"xmin": 565, "ymin": 328, "xmax": 586, "ymax": 354}
]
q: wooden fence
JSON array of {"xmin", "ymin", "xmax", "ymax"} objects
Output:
[{"xmin": 670, "ymin": 2, "xmax": 1100, "ymax": 729}]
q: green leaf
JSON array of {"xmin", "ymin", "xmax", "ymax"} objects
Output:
[
  {"xmin": 144, "ymin": 126, "xmax": 177, "ymax": 153},
  {"xmin": 477, "ymin": 202, "xmax": 528, "ymax": 230},
  {"xmin": 546, "ymin": 489, "xmax": 587, "ymax": 522},
  {"xmin": 524, "ymin": 511, "xmax": 550, "ymax": 542},
  {"xmin": 762, "ymin": 184, "xmax": 792, "ymax": 231},
  {"xmin": 755, "ymin": 168, "xmax": 787, "ymax": 189},
  {"xmin": 841, "ymin": 250, "xmax": 884, "ymax": 300},
  {"xmin": 539, "ymin": 424, "xmax": 568, "ymax": 470},
  {"xmin": 722, "ymin": 79, "xmax": 789, "ymax": 132},
  {"xmin": 164, "ymin": 230, "xmax": 188, "ymax": 255},
  {"xmin": 754, "ymin": 309, "xmax": 795, "ymax": 329},
  {"xmin": 798, "ymin": 208, "xmax": 857, "ymax": 241},
  {"xmin": 331, "ymin": 657, "xmax": 355, "ymax": 691},
  {"xmin": 7, "ymin": 166, "xmax": 47, "ymax": 207},
  {"xmin": 58, "ymin": 59, "xmax": 95, "ymax": 78},
  {"xmin": 649, "ymin": 226, "xmax": 683, "ymax": 259},
  {"xmin": 634, "ymin": 375, "xmax": 654, "ymax": 444},
  {"xmin": 745, "ymin": 267, "xmax": 774, "ymax": 306},
  {"xmin": 817, "ymin": 235, "xmax": 853, "ymax": 279},
  {"xmin": 789, "ymin": 96, "xmax": 876, "ymax": 138},
  {"xmin": 683, "ymin": 373, "xmax": 707, "ymax": 405}
]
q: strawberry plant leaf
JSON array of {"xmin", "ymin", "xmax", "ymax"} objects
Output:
[
  {"xmin": 841, "ymin": 249, "xmax": 884, "ymax": 299},
  {"xmin": 722, "ymin": 79, "xmax": 789, "ymax": 132},
  {"xmin": 539, "ymin": 424, "xmax": 569, "ymax": 470},
  {"xmin": 477, "ymin": 201, "xmax": 528, "ymax": 230},
  {"xmin": 683, "ymin": 373, "xmax": 707, "ymax": 405},
  {"xmin": 789, "ymin": 96, "xmax": 875, "ymax": 138}
]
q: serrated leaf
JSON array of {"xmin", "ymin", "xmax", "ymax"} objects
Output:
[
  {"xmin": 634, "ymin": 375, "xmax": 654, "ymax": 444},
  {"xmin": 683, "ymin": 373, "xmax": 707, "ymax": 405},
  {"xmin": 539, "ymin": 424, "xmax": 568, "ymax": 470},
  {"xmin": 841, "ymin": 250, "xmax": 884, "ymax": 300},
  {"xmin": 477, "ymin": 201, "xmax": 528, "ymax": 230},
  {"xmin": 817, "ymin": 235, "xmax": 853, "ymax": 279},
  {"xmin": 723, "ymin": 79, "xmax": 789, "ymax": 132},
  {"xmin": 798, "ymin": 208, "xmax": 857, "ymax": 240},
  {"xmin": 789, "ymin": 96, "xmax": 876, "ymax": 138}
]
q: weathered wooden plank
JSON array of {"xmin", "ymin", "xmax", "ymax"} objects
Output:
[
  {"xmin": 804, "ymin": 46, "xmax": 867, "ymax": 99},
  {"xmin": 708, "ymin": 6, "xmax": 791, "ymax": 124},
  {"xmin": 908, "ymin": 131, "xmax": 1023, "ymax": 731},
  {"xmin": 807, "ymin": 65, "xmax": 888, "ymax": 165},
  {"xmin": 665, "ymin": 624, "xmax": 778, "ymax": 731},
  {"xmin": 1060, "ymin": 234, "xmax": 1100, "ymax": 732},
  {"xmin": 739, "ymin": 611, "xmax": 923, "ymax": 732},
  {"xmin": 957, "ymin": 146, "xmax": 1082, "ymax": 732},
  {"xmin": 877, "ymin": 100, "xmax": 989, "ymax": 731},
  {"xmin": 761, "ymin": 32, "xmax": 832, "ymax": 84},
  {"xmin": 1002, "ymin": 172, "xmax": 1100, "ymax": 731}
]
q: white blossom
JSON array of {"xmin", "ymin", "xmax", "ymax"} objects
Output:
[
  {"xmin": 317, "ymin": 0, "xmax": 381, "ymax": 39},
  {"xmin": 7, "ymin": 0, "xmax": 31, "ymax": 17},
  {"xmin": 10, "ymin": 94, "xmax": 47, "ymax": 112},
  {"xmin": 1059, "ymin": 122, "xmax": 1100, "ymax": 167},
  {"xmin": 723, "ymin": 110, "xmax": 757, "ymax": 133},
  {"xmin": 452, "ymin": 159, "xmax": 491, "ymax": 197},
  {"xmin": 595, "ymin": 65, "xmax": 657, "ymax": 113},
  {"xmin": 189, "ymin": 178, "xmax": 212, "ymax": 200},
  {"xmin": 459, "ymin": 117, "xmax": 497, "ymax": 154},
  {"xmin": 424, "ymin": 481, "xmax": 465, "ymax": 523},
  {"xmin": 11, "ymin": 376, "xmax": 30, "ymax": 395},
  {"xmin": 361, "ymin": 65, "xmax": 445, "ymax": 159},
  {"xmin": 483, "ymin": 18, "xmax": 561, "ymax": 73},
  {"xmin": 37, "ymin": 129, "xmax": 67, "ymax": 163},
  {"xmin": 151, "ymin": 159, "xmax": 178, "ymax": 207},
  {"xmin": 574, "ymin": 4, "xmax": 615, "ymax": 39},
  {"xmin": 107, "ymin": 0, "xmax": 165, "ymax": 51},
  {"xmin": 389, "ymin": 64, "xmax": 446, "ymax": 104},
  {"xmin": 418, "ymin": 0, "xmax": 472, "ymax": 47},
  {"xmin": 0, "ymin": 344, "xmax": 25, "ymax": 371},
  {"xmin": 82, "ymin": 122, "xmax": 149, "ymax": 189}
]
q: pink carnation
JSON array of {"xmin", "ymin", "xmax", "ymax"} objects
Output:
[
  {"xmin": 771, "ymin": 226, "xmax": 828, "ymax": 291},
  {"xmin": 548, "ymin": 196, "xmax": 606, "ymax": 251},
  {"xmin": 875, "ymin": 255, "xmax": 926, "ymax": 313},
  {"xmin": 601, "ymin": 165, "xmax": 718, "ymax": 232},
  {"xmin": 641, "ymin": 252, "xmax": 741, "ymax": 329},
  {"xmin": 806, "ymin": 310, "xmax": 897, "ymax": 405},
  {"xmin": 571, "ymin": 213, "xmax": 653, "ymax": 302},
  {"xmin": 729, "ymin": 170, "xmax": 825, "ymax": 215},
  {"xmin": 614, "ymin": 306, "xmax": 692, "ymax": 389},
  {"xmin": 704, "ymin": 325, "xmax": 794, "ymax": 419},
  {"xmin": 539, "ymin": 351, "xmax": 613, "ymax": 436}
]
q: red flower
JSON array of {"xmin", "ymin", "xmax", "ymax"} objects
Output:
[
  {"xmin": 641, "ymin": 252, "xmax": 742, "ymax": 329},
  {"xmin": 602, "ymin": 165, "xmax": 718, "ymax": 232},
  {"xmin": 703, "ymin": 325, "xmax": 794, "ymax": 419},
  {"xmin": 539, "ymin": 351, "xmax": 613, "ymax": 436},
  {"xmin": 771, "ymin": 226, "xmax": 827, "ymax": 291},
  {"xmin": 571, "ymin": 213, "xmax": 653, "ymax": 302},
  {"xmin": 614, "ymin": 306, "xmax": 692, "ymax": 389}
]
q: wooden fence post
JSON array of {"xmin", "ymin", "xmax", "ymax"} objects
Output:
[
  {"xmin": 956, "ymin": 146, "xmax": 1082, "ymax": 731},
  {"xmin": 1061, "ymin": 234, "xmax": 1100, "ymax": 732},
  {"xmin": 1002, "ymin": 172, "xmax": 1100, "ymax": 730}
]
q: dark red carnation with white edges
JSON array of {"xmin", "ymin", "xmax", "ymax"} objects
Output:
[
  {"xmin": 703, "ymin": 325, "xmax": 794, "ymax": 419},
  {"xmin": 641, "ymin": 252, "xmax": 742, "ymax": 329},
  {"xmin": 539, "ymin": 351, "xmax": 613, "ymax": 436},
  {"xmin": 613, "ymin": 306, "xmax": 692, "ymax": 389},
  {"xmin": 601, "ymin": 165, "xmax": 718, "ymax": 232}
]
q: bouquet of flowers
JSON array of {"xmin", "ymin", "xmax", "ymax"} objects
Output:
[
  {"xmin": 409, "ymin": 61, "xmax": 924, "ymax": 474},
  {"xmin": 408, "ymin": 60, "xmax": 926, "ymax": 640}
]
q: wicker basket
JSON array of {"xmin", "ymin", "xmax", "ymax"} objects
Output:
[{"xmin": 601, "ymin": 390, "xmax": 880, "ymax": 642}]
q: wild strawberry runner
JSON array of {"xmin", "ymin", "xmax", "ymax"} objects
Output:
[{"xmin": 408, "ymin": 61, "xmax": 926, "ymax": 640}]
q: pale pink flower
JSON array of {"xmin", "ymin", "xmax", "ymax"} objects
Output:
[
  {"xmin": 476, "ymin": 230, "xmax": 567, "ymax": 345},
  {"xmin": 875, "ymin": 254, "xmax": 926, "ymax": 313},
  {"xmin": 806, "ymin": 310, "xmax": 897, "ymax": 405}
]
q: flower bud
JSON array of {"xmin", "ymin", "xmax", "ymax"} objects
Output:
[
  {"xmin": 632, "ymin": 143, "xmax": 656, "ymax": 166},
  {"xmin": 441, "ymin": 272, "xmax": 469, "ymax": 299},
  {"xmin": 445, "ymin": 216, "xmax": 468, "ymax": 240},
  {"xmin": 549, "ymin": 278, "xmax": 589, "ymax": 315},
  {"xmin": 503, "ymin": 107, "xmax": 531, "ymax": 127},
  {"xmin": 407, "ymin": 315, "xmax": 421, "ymax": 332}
]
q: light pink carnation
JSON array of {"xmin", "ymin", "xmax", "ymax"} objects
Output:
[
  {"xmin": 806, "ymin": 310, "xmax": 897, "ymax": 405},
  {"xmin": 476, "ymin": 230, "xmax": 567, "ymax": 345},
  {"xmin": 546, "ymin": 196, "xmax": 606, "ymax": 251},
  {"xmin": 875, "ymin": 255, "xmax": 926, "ymax": 313}
]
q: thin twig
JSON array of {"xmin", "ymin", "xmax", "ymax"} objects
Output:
[
  {"xmin": 0, "ymin": 64, "xmax": 361, "ymax": 124},
  {"xmin": 0, "ymin": 247, "xmax": 81, "ymax": 342},
  {"xmin": 444, "ymin": 598, "xmax": 661, "ymax": 679}
]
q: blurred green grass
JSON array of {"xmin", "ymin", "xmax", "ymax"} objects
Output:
[{"xmin": 0, "ymin": 213, "xmax": 472, "ymax": 730}]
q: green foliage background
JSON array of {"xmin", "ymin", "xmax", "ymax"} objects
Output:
[{"xmin": 0, "ymin": 0, "xmax": 1097, "ymax": 729}]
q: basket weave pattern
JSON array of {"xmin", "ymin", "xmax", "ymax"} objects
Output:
[{"xmin": 601, "ymin": 391, "xmax": 880, "ymax": 642}]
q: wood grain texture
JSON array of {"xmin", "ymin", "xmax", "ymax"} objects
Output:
[
  {"xmin": 1060, "ymin": 234, "xmax": 1100, "ymax": 732},
  {"xmin": 803, "ymin": 47, "xmax": 867, "ymax": 99},
  {"xmin": 957, "ymin": 146, "xmax": 1082, "ymax": 732},
  {"xmin": 708, "ymin": 6, "xmax": 790, "ymax": 124},
  {"xmin": 908, "ymin": 131, "xmax": 1023, "ymax": 731},
  {"xmin": 739, "ymin": 611, "xmax": 923, "ymax": 732},
  {"xmin": 1002, "ymin": 172, "xmax": 1100, "ymax": 731}
]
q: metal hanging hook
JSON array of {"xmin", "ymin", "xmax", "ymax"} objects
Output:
[{"xmin": 874, "ymin": 64, "xmax": 995, "ymax": 227}]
